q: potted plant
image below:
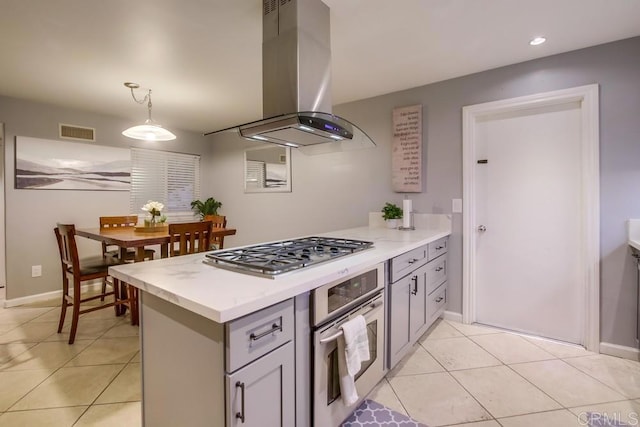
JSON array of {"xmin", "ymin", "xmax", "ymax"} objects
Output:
[
  {"xmin": 381, "ymin": 202, "xmax": 403, "ymax": 229},
  {"xmin": 190, "ymin": 197, "xmax": 223, "ymax": 220}
]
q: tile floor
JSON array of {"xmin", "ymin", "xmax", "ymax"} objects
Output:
[
  {"xmin": 2, "ymin": 294, "xmax": 640, "ymax": 427},
  {"xmin": 369, "ymin": 319, "xmax": 640, "ymax": 426},
  {"xmin": 0, "ymin": 294, "xmax": 141, "ymax": 426}
]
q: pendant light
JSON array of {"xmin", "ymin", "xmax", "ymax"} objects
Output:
[{"xmin": 122, "ymin": 82, "xmax": 176, "ymax": 141}]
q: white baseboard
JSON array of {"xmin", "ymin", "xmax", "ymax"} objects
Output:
[
  {"xmin": 443, "ymin": 310, "xmax": 462, "ymax": 323},
  {"xmin": 3, "ymin": 289, "xmax": 61, "ymax": 308},
  {"xmin": 599, "ymin": 342, "xmax": 640, "ymax": 362},
  {"xmin": 3, "ymin": 283, "xmax": 103, "ymax": 308}
]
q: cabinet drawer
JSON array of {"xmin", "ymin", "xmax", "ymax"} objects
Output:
[
  {"xmin": 226, "ymin": 299, "xmax": 294, "ymax": 372},
  {"xmin": 425, "ymin": 257, "xmax": 447, "ymax": 295},
  {"xmin": 428, "ymin": 282, "xmax": 447, "ymax": 324},
  {"xmin": 390, "ymin": 244, "xmax": 428, "ymax": 282},
  {"xmin": 428, "ymin": 237, "xmax": 448, "ymax": 261}
]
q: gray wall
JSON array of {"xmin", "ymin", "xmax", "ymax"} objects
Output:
[
  {"xmin": 2, "ymin": 36, "xmax": 638, "ymax": 348},
  {"xmin": 205, "ymin": 36, "xmax": 640, "ymax": 348},
  {"xmin": 206, "ymin": 133, "xmax": 388, "ymax": 245},
  {"xmin": 0, "ymin": 95, "xmax": 208, "ymax": 300}
]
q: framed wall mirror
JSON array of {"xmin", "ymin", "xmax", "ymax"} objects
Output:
[{"xmin": 244, "ymin": 146, "xmax": 292, "ymax": 193}]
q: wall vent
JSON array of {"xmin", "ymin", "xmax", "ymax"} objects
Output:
[{"xmin": 59, "ymin": 124, "xmax": 96, "ymax": 141}]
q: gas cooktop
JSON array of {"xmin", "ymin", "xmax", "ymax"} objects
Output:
[{"xmin": 204, "ymin": 236, "xmax": 374, "ymax": 278}]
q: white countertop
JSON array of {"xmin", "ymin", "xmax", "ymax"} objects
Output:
[
  {"xmin": 109, "ymin": 223, "xmax": 451, "ymax": 323},
  {"xmin": 628, "ymin": 219, "xmax": 640, "ymax": 251}
]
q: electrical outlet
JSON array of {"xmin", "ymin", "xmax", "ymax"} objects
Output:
[
  {"xmin": 452, "ymin": 198, "xmax": 463, "ymax": 213},
  {"xmin": 31, "ymin": 265, "xmax": 42, "ymax": 277}
]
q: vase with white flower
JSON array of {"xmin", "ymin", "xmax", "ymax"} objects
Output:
[{"xmin": 142, "ymin": 200, "xmax": 166, "ymax": 227}]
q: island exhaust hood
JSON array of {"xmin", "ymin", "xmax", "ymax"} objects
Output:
[{"xmin": 205, "ymin": 0, "xmax": 375, "ymax": 153}]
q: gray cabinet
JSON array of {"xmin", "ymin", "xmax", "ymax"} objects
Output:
[
  {"xmin": 226, "ymin": 341, "xmax": 295, "ymax": 427},
  {"xmin": 389, "ymin": 273, "xmax": 411, "ymax": 365},
  {"xmin": 225, "ymin": 299, "xmax": 295, "ymax": 427},
  {"xmin": 226, "ymin": 298, "xmax": 294, "ymax": 372},
  {"xmin": 637, "ymin": 259, "xmax": 640, "ymax": 347},
  {"xmin": 389, "ymin": 263, "xmax": 429, "ymax": 367},
  {"xmin": 388, "ymin": 237, "xmax": 448, "ymax": 369},
  {"xmin": 409, "ymin": 270, "xmax": 428, "ymax": 340},
  {"xmin": 139, "ymin": 293, "xmax": 295, "ymax": 427},
  {"xmin": 633, "ymin": 251, "xmax": 640, "ymax": 347},
  {"xmin": 428, "ymin": 282, "xmax": 448, "ymax": 325}
]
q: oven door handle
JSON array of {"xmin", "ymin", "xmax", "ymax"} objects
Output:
[
  {"xmin": 318, "ymin": 299, "xmax": 382, "ymax": 345},
  {"xmin": 319, "ymin": 330, "xmax": 344, "ymax": 344}
]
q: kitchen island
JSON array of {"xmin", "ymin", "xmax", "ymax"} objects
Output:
[{"xmin": 109, "ymin": 217, "xmax": 451, "ymax": 427}]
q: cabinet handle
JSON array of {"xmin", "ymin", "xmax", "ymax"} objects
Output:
[
  {"xmin": 249, "ymin": 322, "xmax": 282, "ymax": 341},
  {"xmin": 435, "ymin": 267, "xmax": 443, "ymax": 272},
  {"xmin": 235, "ymin": 381, "xmax": 246, "ymax": 423},
  {"xmin": 408, "ymin": 258, "xmax": 419, "ymax": 264},
  {"xmin": 435, "ymin": 297, "xmax": 444, "ymax": 303},
  {"xmin": 436, "ymin": 246, "xmax": 444, "ymax": 250},
  {"xmin": 410, "ymin": 275, "xmax": 418, "ymax": 295}
]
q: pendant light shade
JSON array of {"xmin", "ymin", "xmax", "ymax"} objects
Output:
[
  {"xmin": 122, "ymin": 121, "xmax": 176, "ymax": 141},
  {"xmin": 122, "ymin": 82, "xmax": 176, "ymax": 141}
]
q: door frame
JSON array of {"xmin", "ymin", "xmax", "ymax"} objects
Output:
[{"xmin": 462, "ymin": 84, "xmax": 600, "ymax": 352}]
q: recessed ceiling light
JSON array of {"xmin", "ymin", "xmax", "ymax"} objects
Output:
[{"xmin": 529, "ymin": 37, "xmax": 547, "ymax": 46}]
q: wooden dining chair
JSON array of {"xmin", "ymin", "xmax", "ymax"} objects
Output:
[
  {"xmin": 54, "ymin": 224, "xmax": 137, "ymax": 344},
  {"xmin": 168, "ymin": 221, "xmax": 213, "ymax": 256},
  {"xmin": 98, "ymin": 215, "xmax": 155, "ymax": 301},
  {"xmin": 203, "ymin": 214, "xmax": 227, "ymax": 250},
  {"xmin": 99, "ymin": 215, "xmax": 155, "ymax": 260}
]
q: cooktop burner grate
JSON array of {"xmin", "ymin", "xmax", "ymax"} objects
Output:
[{"xmin": 204, "ymin": 236, "xmax": 374, "ymax": 277}]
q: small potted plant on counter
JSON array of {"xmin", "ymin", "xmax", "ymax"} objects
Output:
[
  {"xmin": 190, "ymin": 197, "xmax": 223, "ymax": 220},
  {"xmin": 381, "ymin": 202, "xmax": 403, "ymax": 229}
]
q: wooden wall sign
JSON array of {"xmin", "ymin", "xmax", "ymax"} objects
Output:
[{"xmin": 392, "ymin": 104, "xmax": 422, "ymax": 192}]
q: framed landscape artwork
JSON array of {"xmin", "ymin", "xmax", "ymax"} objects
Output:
[{"xmin": 15, "ymin": 136, "xmax": 131, "ymax": 191}]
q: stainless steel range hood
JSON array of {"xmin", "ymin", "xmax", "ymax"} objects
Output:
[{"xmin": 206, "ymin": 0, "xmax": 375, "ymax": 153}]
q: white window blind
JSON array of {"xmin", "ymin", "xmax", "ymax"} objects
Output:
[{"xmin": 130, "ymin": 148, "xmax": 200, "ymax": 221}]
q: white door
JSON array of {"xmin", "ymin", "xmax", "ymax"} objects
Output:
[{"xmin": 474, "ymin": 102, "xmax": 584, "ymax": 344}]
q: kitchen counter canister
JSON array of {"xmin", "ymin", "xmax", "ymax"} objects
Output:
[{"xmin": 109, "ymin": 224, "xmax": 451, "ymax": 323}]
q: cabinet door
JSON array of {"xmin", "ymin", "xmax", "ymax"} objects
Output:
[
  {"xmin": 226, "ymin": 341, "xmax": 295, "ymax": 427},
  {"xmin": 389, "ymin": 275, "xmax": 411, "ymax": 368},
  {"xmin": 409, "ymin": 269, "xmax": 428, "ymax": 340}
]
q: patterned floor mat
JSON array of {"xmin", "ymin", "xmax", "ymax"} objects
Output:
[{"xmin": 341, "ymin": 399, "xmax": 428, "ymax": 427}]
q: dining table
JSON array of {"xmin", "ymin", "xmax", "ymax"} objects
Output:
[{"xmin": 76, "ymin": 225, "xmax": 237, "ymax": 262}]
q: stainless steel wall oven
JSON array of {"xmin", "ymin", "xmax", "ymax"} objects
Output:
[{"xmin": 311, "ymin": 264, "xmax": 386, "ymax": 426}]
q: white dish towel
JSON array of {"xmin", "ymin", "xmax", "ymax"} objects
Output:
[{"xmin": 337, "ymin": 315, "xmax": 370, "ymax": 406}]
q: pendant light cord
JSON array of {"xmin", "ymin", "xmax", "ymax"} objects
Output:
[{"xmin": 128, "ymin": 87, "xmax": 153, "ymax": 122}]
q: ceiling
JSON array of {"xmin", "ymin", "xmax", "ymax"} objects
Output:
[{"xmin": 1, "ymin": 0, "xmax": 639, "ymax": 135}]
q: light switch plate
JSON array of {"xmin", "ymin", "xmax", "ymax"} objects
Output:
[{"xmin": 452, "ymin": 198, "xmax": 463, "ymax": 213}]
